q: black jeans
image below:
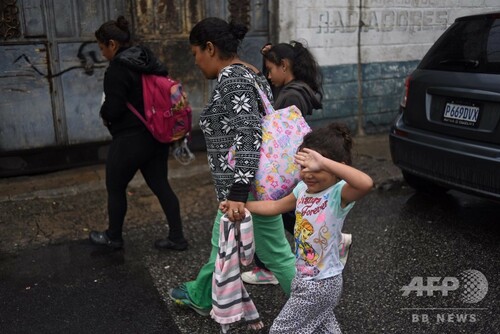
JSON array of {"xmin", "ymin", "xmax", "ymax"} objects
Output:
[
  {"xmin": 254, "ymin": 211, "xmax": 295, "ymax": 270},
  {"xmin": 105, "ymin": 130, "xmax": 184, "ymax": 241}
]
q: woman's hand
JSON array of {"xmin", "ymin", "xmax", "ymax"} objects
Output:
[{"xmin": 220, "ymin": 199, "xmax": 246, "ymax": 222}]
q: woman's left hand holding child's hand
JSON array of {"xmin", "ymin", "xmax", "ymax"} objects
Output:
[{"xmin": 219, "ymin": 200, "xmax": 246, "ymax": 222}]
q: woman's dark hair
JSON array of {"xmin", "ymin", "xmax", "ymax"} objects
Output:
[
  {"xmin": 95, "ymin": 15, "xmax": 131, "ymax": 46},
  {"xmin": 298, "ymin": 122, "xmax": 353, "ymax": 165},
  {"xmin": 189, "ymin": 17, "xmax": 248, "ymax": 60},
  {"xmin": 264, "ymin": 40, "xmax": 323, "ymax": 98}
]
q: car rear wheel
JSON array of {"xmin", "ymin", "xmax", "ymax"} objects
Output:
[{"xmin": 402, "ymin": 171, "xmax": 449, "ymax": 195}]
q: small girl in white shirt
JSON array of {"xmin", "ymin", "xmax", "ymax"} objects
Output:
[{"xmin": 241, "ymin": 122, "xmax": 373, "ymax": 333}]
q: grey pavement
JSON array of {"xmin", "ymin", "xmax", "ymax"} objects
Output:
[
  {"xmin": 0, "ymin": 133, "xmax": 403, "ymax": 333},
  {"xmin": 0, "ymin": 133, "xmax": 401, "ymax": 203}
]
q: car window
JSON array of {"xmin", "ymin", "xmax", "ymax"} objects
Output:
[
  {"xmin": 487, "ymin": 20, "xmax": 500, "ymax": 62},
  {"xmin": 419, "ymin": 17, "xmax": 500, "ymax": 74}
]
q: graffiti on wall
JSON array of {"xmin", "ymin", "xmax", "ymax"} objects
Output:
[
  {"xmin": 13, "ymin": 42, "xmax": 106, "ymax": 78},
  {"xmin": 317, "ymin": 9, "xmax": 448, "ymax": 34},
  {"xmin": 312, "ymin": 0, "xmax": 457, "ymax": 34},
  {"xmin": 292, "ymin": 0, "xmax": 467, "ymax": 63}
]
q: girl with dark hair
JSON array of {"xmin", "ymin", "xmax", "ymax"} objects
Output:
[
  {"xmin": 263, "ymin": 40, "xmax": 323, "ymax": 116},
  {"xmin": 242, "ymin": 122, "xmax": 374, "ymax": 333},
  {"xmin": 168, "ymin": 17, "xmax": 296, "ymax": 324},
  {"xmin": 242, "ymin": 40, "xmax": 333, "ymax": 285},
  {"xmin": 89, "ymin": 16, "xmax": 188, "ymax": 251}
]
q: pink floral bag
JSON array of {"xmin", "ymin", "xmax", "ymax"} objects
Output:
[{"xmin": 230, "ymin": 84, "xmax": 311, "ymax": 200}]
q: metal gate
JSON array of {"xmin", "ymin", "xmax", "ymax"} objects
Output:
[{"xmin": 0, "ymin": 0, "xmax": 270, "ymax": 176}]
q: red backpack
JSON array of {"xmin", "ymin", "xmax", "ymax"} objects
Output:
[{"xmin": 127, "ymin": 74, "xmax": 192, "ymax": 143}]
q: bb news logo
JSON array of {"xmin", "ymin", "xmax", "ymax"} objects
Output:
[{"xmin": 400, "ymin": 269, "xmax": 488, "ymax": 324}]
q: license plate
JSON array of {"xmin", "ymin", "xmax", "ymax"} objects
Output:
[{"xmin": 443, "ymin": 102, "xmax": 480, "ymax": 127}]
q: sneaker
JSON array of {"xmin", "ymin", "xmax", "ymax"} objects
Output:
[
  {"xmin": 339, "ymin": 233, "xmax": 352, "ymax": 266},
  {"xmin": 241, "ymin": 267, "xmax": 279, "ymax": 285},
  {"xmin": 168, "ymin": 286, "xmax": 211, "ymax": 316}
]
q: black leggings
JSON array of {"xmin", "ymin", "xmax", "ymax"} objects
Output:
[
  {"xmin": 254, "ymin": 211, "xmax": 295, "ymax": 269},
  {"xmin": 105, "ymin": 130, "xmax": 184, "ymax": 241}
]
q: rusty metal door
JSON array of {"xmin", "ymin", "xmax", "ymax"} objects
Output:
[
  {"xmin": 0, "ymin": 0, "xmax": 125, "ymax": 169},
  {"xmin": 204, "ymin": 0, "xmax": 271, "ymax": 86},
  {"xmin": 0, "ymin": 0, "xmax": 270, "ymax": 175}
]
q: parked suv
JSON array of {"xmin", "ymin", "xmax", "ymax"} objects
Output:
[{"xmin": 390, "ymin": 12, "xmax": 500, "ymax": 200}]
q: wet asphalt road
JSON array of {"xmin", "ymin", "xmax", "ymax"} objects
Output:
[
  {"xmin": 150, "ymin": 185, "xmax": 500, "ymax": 334},
  {"xmin": 0, "ymin": 241, "xmax": 180, "ymax": 333},
  {"xmin": 337, "ymin": 187, "xmax": 499, "ymax": 334},
  {"xmin": 0, "ymin": 135, "xmax": 498, "ymax": 334},
  {"xmin": 1, "ymin": 184, "xmax": 498, "ymax": 333}
]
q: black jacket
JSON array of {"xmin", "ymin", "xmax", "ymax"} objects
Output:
[
  {"xmin": 100, "ymin": 46, "xmax": 168, "ymax": 137},
  {"xmin": 273, "ymin": 80, "xmax": 322, "ymax": 116}
]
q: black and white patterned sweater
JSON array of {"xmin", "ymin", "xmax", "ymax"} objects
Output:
[{"xmin": 199, "ymin": 64, "xmax": 273, "ymax": 202}]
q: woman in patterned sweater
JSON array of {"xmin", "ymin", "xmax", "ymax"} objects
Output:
[{"xmin": 168, "ymin": 17, "xmax": 296, "ymax": 317}]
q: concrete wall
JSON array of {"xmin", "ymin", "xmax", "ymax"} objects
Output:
[{"xmin": 277, "ymin": 0, "xmax": 500, "ymax": 134}]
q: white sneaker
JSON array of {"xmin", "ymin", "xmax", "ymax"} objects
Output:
[
  {"xmin": 339, "ymin": 233, "xmax": 352, "ymax": 266},
  {"xmin": 241, "ymin": 267, "xmax": 279, "ymax": 285}
]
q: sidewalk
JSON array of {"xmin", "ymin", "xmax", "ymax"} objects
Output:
[
  {"xmin": 0, "ymin": 150, "xmax": 210, "ymax": 203},
  {"xmin": 0, "ymin": 133, "xmax": 401, "ymax": 203}
]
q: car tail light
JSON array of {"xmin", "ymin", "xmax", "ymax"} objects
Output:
[
  {"xmin": 400, "ymin": 75, "xmax": 411, "ymax": 109},
  {"xmin": 393, "ymin": 128, "xmax": 408, "ymax": 137}
]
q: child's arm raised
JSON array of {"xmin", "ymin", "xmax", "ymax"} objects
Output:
[
  {"xmin": 245, "ymin": 192, "xmax": 297, "ymax": 216},
  {"xmin": 295, "ymin": 148, "xmax": 373, "ymax": 207}
]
